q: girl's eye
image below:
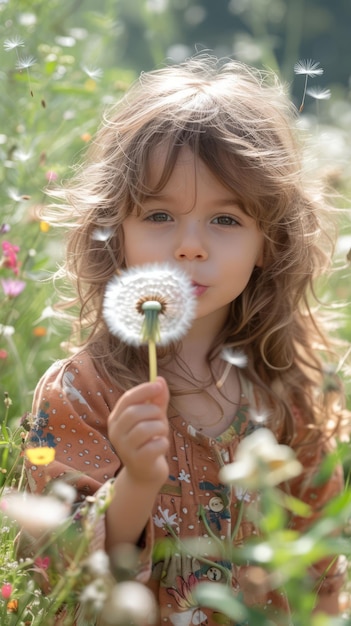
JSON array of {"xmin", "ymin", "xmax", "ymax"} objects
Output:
[
  {"xmin": 212, "ymin": 215, "xmax": 238, "ymax": 226},
  {"xmin": 145, "ymin": 212, "xmax": 172, "ymax": 223}
]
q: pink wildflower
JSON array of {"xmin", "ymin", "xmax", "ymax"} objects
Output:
[
  {"xmin": 0, "ymin": 349, "xmax": 8, "ymax": 359},
  {"xmin": 1, "ymin": 241, "xmax": 20, "ymax": 275},
  {"xmin": 45, "ymin": 170, "xmax": 58, "ymax": 182},
  {"xmin": 1, "ymin": 583, "xmax": 12, "ymax": 599},
  {"xmin": 34, "ymin": 556, "xmax": 50, "ymax": 570},
  {"xmin": 1, "ymin": 278, "xmax": 26, "ymax": 298}
]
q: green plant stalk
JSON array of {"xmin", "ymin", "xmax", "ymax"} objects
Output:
[
  {"xmin": 141, "ymin": 301, "xmax": 162, "ymax": 382},
  {"xmin": 165, "ymin": 518, "xmax": 232, "ymax": 586},
  {"xmin": 148, "ymin": 338, "xmax": 158, "ymax": 382}
]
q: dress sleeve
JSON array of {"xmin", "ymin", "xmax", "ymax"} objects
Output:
[
  {"xmin": 25, "ymin": 352, "xmax": 153, "ymax": 582},
  {"xmin": 26, "ymin": 353, "xmax": 120, "ymax": 499}
]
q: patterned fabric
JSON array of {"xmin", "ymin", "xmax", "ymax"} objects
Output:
[{"xmin": 26, "ymin": 351, "xmax": 345, "ymax": 625}]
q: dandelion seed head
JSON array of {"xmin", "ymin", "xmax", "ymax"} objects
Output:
[
  {"xmin": 103, "ymin": 263, "xmax": 196, "ymax": 346},
  {"xmin": 294, "ymin": 59, "xmax": 324, "ymax": 77}
]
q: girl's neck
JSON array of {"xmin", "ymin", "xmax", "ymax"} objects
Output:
[{"xmin": 159, "ymin": 334, "xmax": 242, "ymax": 437}]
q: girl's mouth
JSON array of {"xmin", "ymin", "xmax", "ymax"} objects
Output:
[{"xmin": 192, "ymin": 282, "xmax": 208, "ymax": 297}]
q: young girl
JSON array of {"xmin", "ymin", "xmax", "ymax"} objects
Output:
[{"xmin": 26, "ymin": 55, "xmax": 347, "ymax": 624}]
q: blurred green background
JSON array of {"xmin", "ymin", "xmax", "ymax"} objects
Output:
[{"xmin": 1, "ymin": 0, "xmax": 350, "ymax": 422}]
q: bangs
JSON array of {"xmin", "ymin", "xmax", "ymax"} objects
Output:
[
  {"xmin": 124, "ymin": 123, "xmax": 267, "ymax": 222},
  {"xmin": 121, "ymin": 113, "xmax": 295, "ymax": 229}
]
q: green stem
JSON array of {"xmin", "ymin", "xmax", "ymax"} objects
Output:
[
  {"xmin": 148, "ymin": 338, "xmax": 158, "ymax": 382},
  {"xmin": 231, "ymin": 499, "xmax": 245, "ymax": 543},
  {"xmin": 165, "ymin": 521, "xmax": 232, "ymax": 585}
]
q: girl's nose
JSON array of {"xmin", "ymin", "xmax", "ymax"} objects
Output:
[{"xmin": 174, "ymin": 221, "xmax": 208, "ymax": 261}]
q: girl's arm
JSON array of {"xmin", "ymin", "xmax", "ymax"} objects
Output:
[{"xmin": 105, "ymin": 377, "xmax": 170, "ymax": 551}]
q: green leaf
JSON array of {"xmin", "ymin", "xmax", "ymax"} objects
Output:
[{"xmin": 193, "ymin": 583, "xmax": 248, "ymax": 622}]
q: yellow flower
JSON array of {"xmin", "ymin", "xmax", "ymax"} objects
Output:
[
  {"xmin": 39, "ymin": 221, "xmax": 50, "ymax": 233},
  {"xmin": 26, "ymin": 447, "xmax": 55, "ymax": 465}
]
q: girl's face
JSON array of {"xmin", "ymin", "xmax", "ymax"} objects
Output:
[{"xmin": 122, "ymin": 146, "xmax": 264, "ymax": 335}]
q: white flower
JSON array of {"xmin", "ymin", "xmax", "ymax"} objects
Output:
[
  {"xmin": 84, "ymin": 549, "xmax": 110, "ymax": 577},
  {"xmin": 49, "ymin": 480, "xmax": 76, "ymax": 505},
  {"xmin": 178, "ymin": 469, "xmax": 191, "ymax": 482},
  {"xmin": 103, "ymin": 263, "xmax": 196, "ymax": 346},
  {"xmin": 219, "ymin": 428, "xmax": 302, "ymax": 489},
  {"xmin": 0, "ymin": 492, "xmax": 70, "ymax": 537},
  {"xmin": 153, "ymin": 506, "xmax": 178, "ymax": 528},
  {"xmin": 101, "ymin": 581, "xmax": 158, "ymax": 626},
  {"xmin": 293, "ymin": 59, "xmax": 324, "ymax": 77},
  {"xmin": 80, "ymin": 579, "xmax": 107, "ymax": 612},
  {"xmin": 0, "ymin": 324, "xmax": 15, "ymax": 337}
]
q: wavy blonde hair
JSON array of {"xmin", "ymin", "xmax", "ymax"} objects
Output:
[{"xmin": 44, "ymin": 55, "xmax": 344, "ymax": 442}]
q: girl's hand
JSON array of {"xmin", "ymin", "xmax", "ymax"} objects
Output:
[{"xmin": 108, "ymin": 377, "xmax": 170, "ymax": 487}]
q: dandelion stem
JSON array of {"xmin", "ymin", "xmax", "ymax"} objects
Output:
[
  {"xmin": 141, "ymin": 301, "xmax": 162, "ymax": 382},
  {"xmin": 148, "ymin": 338, "xmax": 158, "ymax": 382},
  {"xmin": 299, "ymin": 75, "xmax": 308, "ymax": 112}
]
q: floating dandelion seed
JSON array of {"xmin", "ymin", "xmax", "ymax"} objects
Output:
[
  {"xmin": 216, "ymin": 347, "xmax": 247, "ymax": 389},
  {"xmin": 294, "ymin": 59, "xmax": 324, "ymax": 77},
  {"xmin": 91, "ymin": 226, "xmax": 114, "ymax": 241},
  {"xmin": 306, "ymin": 86, "xmax": 331, "ymax": 118},
  {"xmin": 306, "ymin": 86, "xmax": 331, "ymax": 100},
  {"xmin": 15, "ymin": 55, "xmax": 36, "ymax": 70},
  {"xmin": 81, "ymin": 65, "xmax": 103, "ymax": 81},
  {"xmin": 15, "ymin": 55, "xmax": 36, "ymax": 97},
  {"xmin": 3, "ymin": 37, "xmax": 25, "ymax": 52},
  {"xmin": 294, "ymin": 59, "xmax": 324, "ymax": 112},
  {"xmin": 103, "ymin": 263, "xmax": 196, "ymax": 380}
]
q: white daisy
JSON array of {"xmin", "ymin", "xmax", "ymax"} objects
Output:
[
  {"xmin": 103, "ymin": 263, "xmax": 196, "ymax": 347},
  {"xmin": 100, "ymin": 581, "xmax": 157, "ymax": 626},
  {"xmin": 219, "ymin": 428, "xmax": 302, "ymax": 489},
  {"xmin": 0, "ymin": 492, "xmax": 70, "ymax": 537}
]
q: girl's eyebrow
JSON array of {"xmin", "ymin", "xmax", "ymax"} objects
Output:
[{"xmin": 143, "ymin": 193, "xmax": 242, "ymax": 207}]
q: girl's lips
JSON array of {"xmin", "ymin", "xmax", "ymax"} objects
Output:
[{"xmin": 192, "ymin": 282, "xmax": 208, "ymax": 297}]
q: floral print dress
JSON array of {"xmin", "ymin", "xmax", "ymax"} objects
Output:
[{"xmin": 26, "ymin": 352, "xmax": 345, "ymax": 625}]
